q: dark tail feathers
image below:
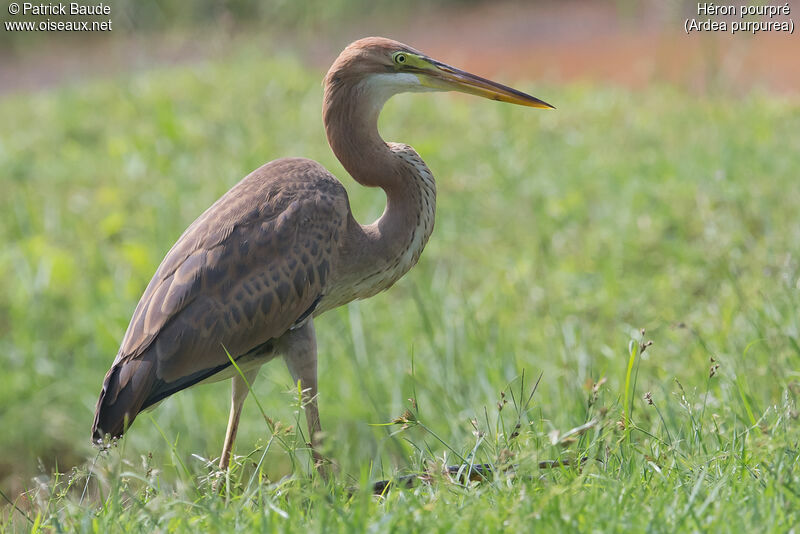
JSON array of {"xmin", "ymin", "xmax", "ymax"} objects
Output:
[
  {"xmin": 91, "ymin": 354, "xmax": 235, "ymax": 443},
  {"xmin": 91, "ymin": 359, "xmax": 156, "ymax": 442}
]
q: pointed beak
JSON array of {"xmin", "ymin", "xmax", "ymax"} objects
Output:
[{"xmin": 419, "ymin": 59, "xmax": 554, "ymax": 109}]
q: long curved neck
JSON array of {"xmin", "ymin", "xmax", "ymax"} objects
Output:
[
  {"xmin": 323, "ymin": 77, "xmax": 402, "ymax": 191},
  {"xmin": 322, "ymin": 77, "xmax": 436, "ymax": 297}
]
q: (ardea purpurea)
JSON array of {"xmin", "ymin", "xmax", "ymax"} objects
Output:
[{"xmin": 92, "ymin": 37, "xmax": 553, "ymax": 472}]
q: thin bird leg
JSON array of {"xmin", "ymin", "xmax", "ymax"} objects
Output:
[
  {"xmin": 282, "ymin": 321, "xmax": 327, "ymax": 476},
  {"xmin": 219, "ymin": 368, "xmax": 258, "ymax": 470}
]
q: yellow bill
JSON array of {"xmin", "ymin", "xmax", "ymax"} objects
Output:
[{"xmin": 414, "ymin": 56, "xmax": 554, "ymax": 109}]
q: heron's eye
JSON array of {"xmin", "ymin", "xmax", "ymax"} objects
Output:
[{"xmin": 393, "ymin": 53, "xmax": 407, "ymax": 65}]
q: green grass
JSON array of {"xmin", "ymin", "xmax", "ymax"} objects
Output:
[{"xmin": 1, "ymin": 45, "xmax": 800, "ymax": 531}]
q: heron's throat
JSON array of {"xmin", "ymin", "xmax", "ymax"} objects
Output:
[
  {"xmin": 323, "ymin": 78, "xmax": 393, "ymax": 189},
  {"xmin": 321, "ymin": 79, "xmax": 437, "ymax": 306}
]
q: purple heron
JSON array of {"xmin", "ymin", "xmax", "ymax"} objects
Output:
[{"xmin": 92, "ymin": 37, "xmax": 553, "ymax": 471}]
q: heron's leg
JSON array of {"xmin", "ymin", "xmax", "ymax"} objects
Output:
[
  {"xmin": 282, "ymin": 320, "xmax": 326, "ymax": 475},
  {"xmin": 219, "ymin": 368, "xmax": 259, "ymax": 470}
]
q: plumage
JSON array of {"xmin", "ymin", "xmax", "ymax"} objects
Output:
[
  {"xmin": 92, "ymin": 37, "xmax": 552, "ymax": 471},
  {"xmin": 93, "ymin": 158, "xmax": 347, "ymax": 438}
]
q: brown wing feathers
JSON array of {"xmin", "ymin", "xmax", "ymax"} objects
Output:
[{"xmin": 92, "ymin": 159, "xmax": 348, "ymax": 441}]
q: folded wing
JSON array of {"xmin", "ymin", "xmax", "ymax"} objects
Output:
[{"xmin": 92, "ymin": 158, "xmax": 349, "ymax": 440}]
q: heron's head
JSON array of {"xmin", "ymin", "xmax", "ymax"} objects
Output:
[{"xmin": 325, "ymin": 37, "xmax": 553, "ymax": 111}]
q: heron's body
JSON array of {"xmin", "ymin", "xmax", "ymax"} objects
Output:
[{"xmin": 92, "ymin": 37, "xmax": 551, "ymax": 470}]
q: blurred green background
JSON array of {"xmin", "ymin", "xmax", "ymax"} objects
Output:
[
  {"xmin": 1, "ymin": 0, "xmax": 800, "ymax": 529},
  {"xmin": 0, "ymin": 0, "xmax": 480, "ymax": 48}
]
